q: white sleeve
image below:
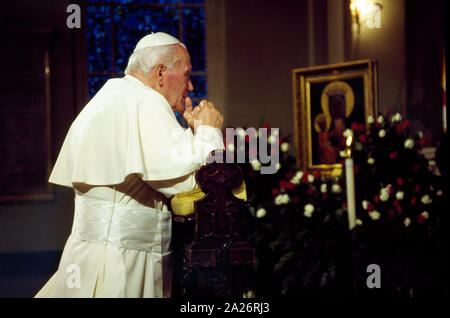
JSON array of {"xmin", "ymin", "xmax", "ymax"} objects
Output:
[
  {"xmin": 147, "ymin": 125, "xmax": 224, "ymax": 198},
  {"xmin": 146, "ymin": 172, "xmax": 198, "ymax": 198}
]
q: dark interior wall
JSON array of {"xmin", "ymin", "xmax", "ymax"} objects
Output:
[
  {"xmin": 405, "ymin": 0, "xmax": 445, "ymax": 145},
  {"xmin": 223, "ymin": 0, "xmax": 309, "ymax": 137},
  {"xmin": 0, "ymin": 0, "xmax": 81, "ymax": 254},
  {"xmin": 346, "ymin": 0, "xmax": 407, "ymax": 116}
]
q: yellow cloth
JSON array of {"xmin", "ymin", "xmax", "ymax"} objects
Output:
[{"xmin": 171, "ymin": 181, "xmax": 247, "ymax": 216}]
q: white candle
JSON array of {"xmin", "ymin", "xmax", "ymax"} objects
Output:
[{"xmin": 345, "ymin": 157, "xmax": 356, "ymax": 230}]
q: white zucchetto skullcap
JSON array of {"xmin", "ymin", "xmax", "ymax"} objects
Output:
[{"xmin": 133, "ymin": 32, "xmax": 185, "ymax": 53}]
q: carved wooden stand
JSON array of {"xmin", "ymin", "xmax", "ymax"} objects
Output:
[{"xmin": 172, "ymin": 151, "xmax": 255, "ymax": 297}]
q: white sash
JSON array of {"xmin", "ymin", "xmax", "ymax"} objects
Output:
[{"xmin": 71, "ymin": 195, "xmax": 172, "ymax": 254}]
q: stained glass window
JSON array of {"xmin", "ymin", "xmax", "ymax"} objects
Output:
[{"xmin": 86, "ymin": 0, "xmax": 207, "ymax": 110}]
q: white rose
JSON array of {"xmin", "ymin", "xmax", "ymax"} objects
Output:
[
  {"xmin": 418, "ymin": 130, "xmax": 423, "ymax": 138},
  {"xmin": 281, "ymin": 142, "xmax": 289, "ymax": 152},
  {"xmin": 290, "ymin": 171, "xmax": 304, "ymax": 184},
  {"xmin": 320, "ymin": 183, "xmax": 327, "ymax": 193},
  {"xmin": 367, "ymin": 115, "xmax": 374, "ymax": 124},
  {"xmin": 436, "ymin": 190, "xmax": 443, "ymax": 196},
  {"xmin": 275, "ymin": 194, "xmax": 290, "ymax": 205},
  {"xmin": 243, "ymin": 290, "xmax": 255, "ymax": 298},
  {"xmin": 307, "ymin": 174, "xmax": 314, "ymax": 183},
  {"xmin": 404, "ymin": 138, "xmax": 414, "ymax": 149},
  {"xmin": 362, "ymin": 200, "xmax": 369, "ymax": 210},
  {"xmin": 367, "ymin": 157, "xmax": 375, "ymax": 165},
  {"xmin": 343, "ymin": 129, "xmax": 353, "ymax": 138},
  {"xmin": 268, "ymin": 135, "xmax": 277, "ymax": 144},
  {"xmin": 421, "ymin": 194, "xmax": 432, "ymax": 204},
  {"xmin": 303, "ymin": 204, "xmax": 315, "ymax": 217},
  {"xmin": 227, "ymin": 143, "xmax": 235, "ymax": 152},
  {"xmin": 339, "ymin": 150, "xmax": 346, "ymax": 158},
  {"xmin": 396, "ymin": 191, "xmax": 404, "ymax": 200},
  {"xmin": 378, "ymin": 129, "xmax": 386, "ymax": 138},
  {"xmin": 274, "ymin": 194, "xmax": 283, "ymax": 205},
  {"xmin": 237, "ymin": 128, "xmax": 246, "ymax": 138},
  {"xmin": 420, "ymin": 211, "xmax": 430, "ymax": 220},
  {"xmin": 331, "ymin": 184, "xmax": 341, "ymax": 193},
  {"xmin": 256, "ymin": 208, "xmax": 267, "ymax": 218},
  {"xmin": 428, "ymin": 160, "xmax": 436, "ymax": 167},
  {"xmin": 250, "ymin": 159, "xmax": 261, "ymax": 171},
  {"xmin": 369, "ymin": 210, "xmax": 381, "ymax": 220},
  {"xmin": 377, "ymin": 115, "xmax": 384, "ymax": 124},
  {"xmin": 356, "ymin": 218, "xmax": 363, "ymax": 226},
  {"xmin": 380, "ymin": 188, "xmax": 390, "ymax": 202},
  {"xmin": 276, "ymin": 162, "xmax": 281, "ymax": 171},
  {"xmin": 404, "ymin": 217, "xmax": 411, "ymax": 227},
  {"xmin": 392, "ymin": 113, "xmax": 402, "ymax": 123}
]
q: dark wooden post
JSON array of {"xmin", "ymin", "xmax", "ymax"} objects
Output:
[{"xmin": 172, "ymin": 151, "xmax": 255, "ymax": 297}]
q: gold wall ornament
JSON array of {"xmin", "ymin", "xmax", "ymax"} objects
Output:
[{"xmin": 292, "ymin": 59, "xmax": 378, "ymax": 177}]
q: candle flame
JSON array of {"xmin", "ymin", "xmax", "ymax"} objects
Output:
[{"xmin": 346, "ymin": 135, "xmax": 353, "ymax": 147}]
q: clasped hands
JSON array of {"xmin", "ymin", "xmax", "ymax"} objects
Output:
[{"xmin": 183, "ymin": 97, "xmax": 224, "ymax": 132}]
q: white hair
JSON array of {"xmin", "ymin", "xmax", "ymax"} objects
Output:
[{"xmin": 124, "ymin": 44, "xmax": 181, "ymax": 75}]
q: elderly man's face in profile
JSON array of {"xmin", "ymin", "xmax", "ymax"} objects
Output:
[{"xmin": 164, "ymin": 44, "xmax": 194, "ymax": 113}]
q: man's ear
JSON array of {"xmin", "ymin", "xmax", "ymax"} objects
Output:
[{"xmin": 156, "ymin": 64, "xmax": 167, "ymax": 86}]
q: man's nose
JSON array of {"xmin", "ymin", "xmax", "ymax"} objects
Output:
[{"xmin": 187, "ymin": 79, "xmax": 194, "ymax": 92}]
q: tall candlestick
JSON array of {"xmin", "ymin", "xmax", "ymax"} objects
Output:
[{"xmin": 345, "ymin": 136, "xmax": 356, "ymax": 230}]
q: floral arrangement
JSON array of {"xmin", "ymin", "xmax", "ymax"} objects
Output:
[{"xmin": 225, "ymin": 113, "xmax": 446, "ymax": 298}]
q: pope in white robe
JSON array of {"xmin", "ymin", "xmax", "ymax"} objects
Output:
[{"xmin": 35, "ymin": 33, "xmax": 224, "ymax": 298}]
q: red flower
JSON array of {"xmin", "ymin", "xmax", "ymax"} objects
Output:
[
  {"xmin": 294, "ymin": 196, "xmax": 300, "ymax": 203},
  {"xmin": 414, "ymin": 184, "xmax": 420, "ymax": 193},
  {"xmin": 314, "ymin": 170, "xmax": 321, "ymax": 178},
  {"xmin": 390, "ymin": 152, "xmax": 399, "ymax": 160},
  {"xmin": 359, "ymin": 134, "xmax": 367, "ymax": 143},
  {"xmin": 388, "ymin": 209, "xmax": 397, "ymax": 218},
  {"xmin": 413, "ymin": 165, "xmax": 420, "ymax": 172},
  {"xmin": 307, "ymin": 187, "xmax": 315, "ymax": 195},
  {"xmin": 397, "ymin": 120, "xmax": 411, "ymax": 134},
  {"xmin": 342, "ymin": 201, "xmax": 348, "ymax": 209},
  {"xmin": 396, "ymin": 178, "xmax": 404, "ymax": 186},
  {"xmin": 419, "ymin": 138, "xmax": 427, "ymax": 147},
  {"xmin": 271, "ymin": 146, "xmax": 279, "ymax": 155},
  {"xmin": 322, "ymin": 193, "xmax": 328, "ymax": 200},
  {"xmin": 396, "ymin": 204, "xmax": 403, "ymax": 215},
  {"xmin": 285, "ymin": 171, "xmax": 294, "ymax": 180},
  {"xmin": 411, "ymin": 196, "xmax": 417, "ymax": 206},
  {"xmin": 280, "ymin": 180, "xmax": 294, "ymax": 191},
  {"xmin": 367, "ymin": 203, "xmax": 375, "ymax": 211},
  {"xmin": 388, "ymin": 184, "xmax": 394, "ymax": 195},
  {"xmin": 354, "ymin": 165, "xmax": 360, "ymax": 174},
  {"xmin": 272, "ymin": 188, "xmax": 280, "ymax": 196},
  {"xmin": 300, "ymin": 172, "xmax": 309, "ymax": 183},
  {"xmin": 417, "ymin": 214, "xmax": 427, "ymax": 224},
  {"xmin": 351, "ymin": 123, "xmax": 365, "ymax": 132},
  {"xmin": 373, "ymin": 195, "xmax": 380, "ymax": 203},
  {"xmin": 263, "ymin": 123, "xmax": 270, "ymax": 130}
]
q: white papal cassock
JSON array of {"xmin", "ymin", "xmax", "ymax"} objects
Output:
[{"xmin": 35, "ymin": 74, "xmax": 224, "ymax": 298}]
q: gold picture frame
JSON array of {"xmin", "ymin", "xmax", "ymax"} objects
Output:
[{"xmin": 292, "ymin": 60, "xmax": 378, "ymax": 177}]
